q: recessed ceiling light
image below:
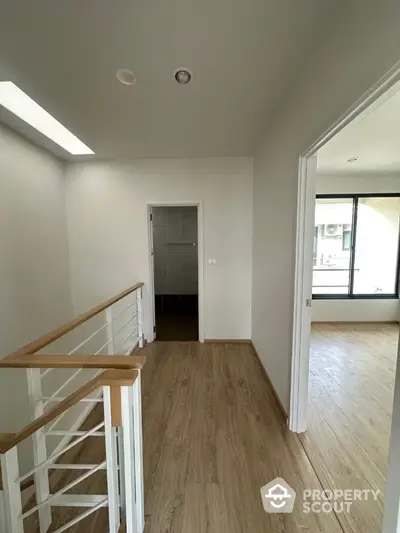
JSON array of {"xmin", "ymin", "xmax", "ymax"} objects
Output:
[
  {"xmin": 0, "ymin": 82, "xmax": 94, "ymax": 155},
  {"xmin": 174, "ymin": 68, "xmax": 192, "ymax": 84},
  {"xmin": 116, "ymin": 69, "xmax": 136, "ymax": 86},
  {"xmin": 347, "ymin": 157, "xmax": 358, "ymax": 163}
]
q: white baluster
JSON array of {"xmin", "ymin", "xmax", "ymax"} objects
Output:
[
  {"xmin": 27, "ymin": 368, "xmax": 51, "ymax": 532},
  {"xmin": 1, "ymin": 447, "xmax": 24, "ymax": 533},
  {"xmin": 136, "ymin": 287, "xmax": 144, "ymax": 348},
  {"xmin": 121, "ymin": 385, "xmax": 138, "ymax": 533},
  {"xmin": 133, "ymin": 373, "xmax": 144, "ymax": 533},
  {"xmin": 117, "ymin": 427, "xmax": 126, "ymax": 519},
  {"xmin": 106, "ymin": 307, "xmax": 115, "ymax": 355},
  {"xmin": 103, "ymin": 386, "xmax": 120, "ymax": 533},
  {"xmin": 0, "ymin": 487, "xmax": 7, "ymax": 533}
]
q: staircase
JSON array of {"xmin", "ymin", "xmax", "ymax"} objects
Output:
[{"xmin": 0, "ymin": 283, "xmax": 147, "ymax": 533}]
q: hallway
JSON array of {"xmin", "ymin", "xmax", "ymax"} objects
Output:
[
  {"xmin": 140, "ymin": 342, "xmax": 342, "ymax": 532},
  {"xmin": 28, "ymin": 342, "xmax": 347, "ymax": 532}
]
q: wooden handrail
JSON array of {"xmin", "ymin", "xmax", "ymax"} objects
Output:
[
  {"xmin": 7, "ymin": 282, "xmax": 144, "ymax": 358},
  {"xmin": 0, "ymin": 370, "xmax": 138, "ymax": 454},
  {"xmin": 0, "ymin": 354, "xmax": 146, "ymax": 369}
]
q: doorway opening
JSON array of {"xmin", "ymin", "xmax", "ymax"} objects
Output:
[
  {"xmin": 150, "ymin": 205, "xmax": 199, "ymax": 341},
  {"xmin": 291, "ymin": 70, "xmax": 400, "ymax": 533}
]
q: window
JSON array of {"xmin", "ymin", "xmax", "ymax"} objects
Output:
[
  {"xmin": 313, "ymin": 198, "xmax": 354, "ymax": 295},
  {"xmin": 342, "ymin": 227, "xmax": 351, "ymax": 251},
  {"xmin": 312, "ymin": 194, "xmax": 400, "ymax": 299}
]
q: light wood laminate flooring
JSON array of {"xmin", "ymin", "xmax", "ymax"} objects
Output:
[
  {"xmin": 25, "ymin": 341, "xmax": 346, "ymax": 532},
  {"xmin": 27, "ymin": 331, "xmax": 396, "ymax": 533},
  {"xmin": 299, "ymin": 323, "xmax": 398, "ymax": 533}
]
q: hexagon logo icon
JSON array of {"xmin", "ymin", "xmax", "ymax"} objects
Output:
[{"xmin": 260, "ymin": 477, "xmax": 296, "ymax": 513}]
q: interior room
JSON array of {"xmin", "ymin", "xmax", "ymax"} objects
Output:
[
  {"xmin": 300, "ymin": 81, "xmax": 400, "ymax": 533},
  {"xmin": 2, "ymin": 2, "xmax": 400, "ymax": 533}
]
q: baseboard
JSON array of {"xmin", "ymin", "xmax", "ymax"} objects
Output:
[
  {"xmin": 204, "ymin": 339, "xmax": 251, "ymax": 344},
  {"xmin": 312, "ymin": 320, "xmax": 399, "ymax": 324},
  {"xmin": 249, "ymin": 341, "xmax": 288, "ymax": 424}
]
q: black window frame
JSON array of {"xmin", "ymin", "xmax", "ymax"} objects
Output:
[{"xmin": 312, "ymin": 193, "xmax": 400, "ymax": 300}]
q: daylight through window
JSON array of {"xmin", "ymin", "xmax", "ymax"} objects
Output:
[{"xmin": 312, "ymin": 195, "xmax": 400, "ymax": 298}]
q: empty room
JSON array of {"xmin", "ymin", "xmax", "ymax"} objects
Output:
[{"xmin": 299, "ymin": 82, "xmax": 400, "ymax": 533}]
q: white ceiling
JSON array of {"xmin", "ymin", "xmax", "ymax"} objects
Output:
[
  {"xmin": 318, "ymin": 81, "xmax": 400, "ymax": 173},
  {"xmin": 0, "ymin": 0, "xmax": 339, "ymax": 160}
]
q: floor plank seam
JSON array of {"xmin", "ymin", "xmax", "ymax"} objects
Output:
[{"xmin": 296, "ymin": 433, "xmax": 350, "ymax": 533}]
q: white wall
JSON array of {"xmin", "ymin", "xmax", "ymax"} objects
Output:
[
  {"xmin": 64, "ymin": 158, "xmax": 253, "ymax": 340},
  {"xmin": 312, "ymin": 299, "xmax": 399, "ymax": 322},
  {"xmin": 252, "ymin": 2, "xmax": 400, "ymax": 414},
  {"xmin": 0, "ymin": 124, "xmax": 74, "ymax": 470},
  {"xmin": 316, "ymin": 172, "xmax": 400, "ymax": 195},
  {"xmin": 312, "ymin": 172, "xmax": 400, "ymax": 322},
  {"xmin": 252, "ymin": 4, "xmax": 400, "ymax": 530}
]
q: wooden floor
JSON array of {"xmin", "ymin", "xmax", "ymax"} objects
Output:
[
  {"xmin": 26, "ymin": 342, "xmax": 345, "ymax": 533},
  {"xmin": 25, "ymin": 329, "xmax": 397, "ymax": 533},
  {"xmin": 299, "ymin": 323, "xmax": 398, "ymax": 533},
  {"xmin": 138, "ymin": 342, "xmax": 341, "ymax": 532}
]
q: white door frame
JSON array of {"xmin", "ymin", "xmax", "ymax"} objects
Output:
[
  {"xmin": 147, "ymin": 201, "xmax": 204, "ymax": 343},
  {"xmin": 290, "ymin": 61, "xmax": 400, "ymax": 433}
]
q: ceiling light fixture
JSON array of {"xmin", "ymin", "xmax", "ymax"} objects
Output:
[
  {"xmin": 0, "ymin": 82, "xmax": 94, "ymax": 155},
  {"xmin": 347, "ymin": 157, "xmax": 358, "ymax": 163},
  {"xmin": 174, "ymin": 68, "xmax": 192, "ymax": 84},
  {"xmin": 116, "ymin": 69, "xmax": 137, "ymax": 86}
]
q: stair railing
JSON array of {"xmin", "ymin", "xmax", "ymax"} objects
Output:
[
  {"xmin": 0, "ymin": 367, "xmax": 145, "ymax": 533},
  {"xmin": 0, "ymin": 282, "xmax": 146, "ymax": 533}
]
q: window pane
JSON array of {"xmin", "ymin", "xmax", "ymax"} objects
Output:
[
  {"xmin": 312, "ymin": 198, "xmax": 353, "ymax": 295},
  {"xmin": 353, "ymin": 197, "xmax": 400, "ymax": 295}
]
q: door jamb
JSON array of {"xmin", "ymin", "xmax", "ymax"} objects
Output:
[
  {"xmin": 290, "ymin": 61, "xmax": 400, "ymax": 433},
  {"xmin": 147, "ymin": 201, "xmax": 204, "ymax": 343},
  {"xmin": 290, "ymin": 155, "xmax": 317, "ymax": 432}
]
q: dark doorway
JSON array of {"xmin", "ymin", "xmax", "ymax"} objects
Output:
[{"xmin": 151, "ymin": 206, "xmax": 199, "ymax": 341}]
